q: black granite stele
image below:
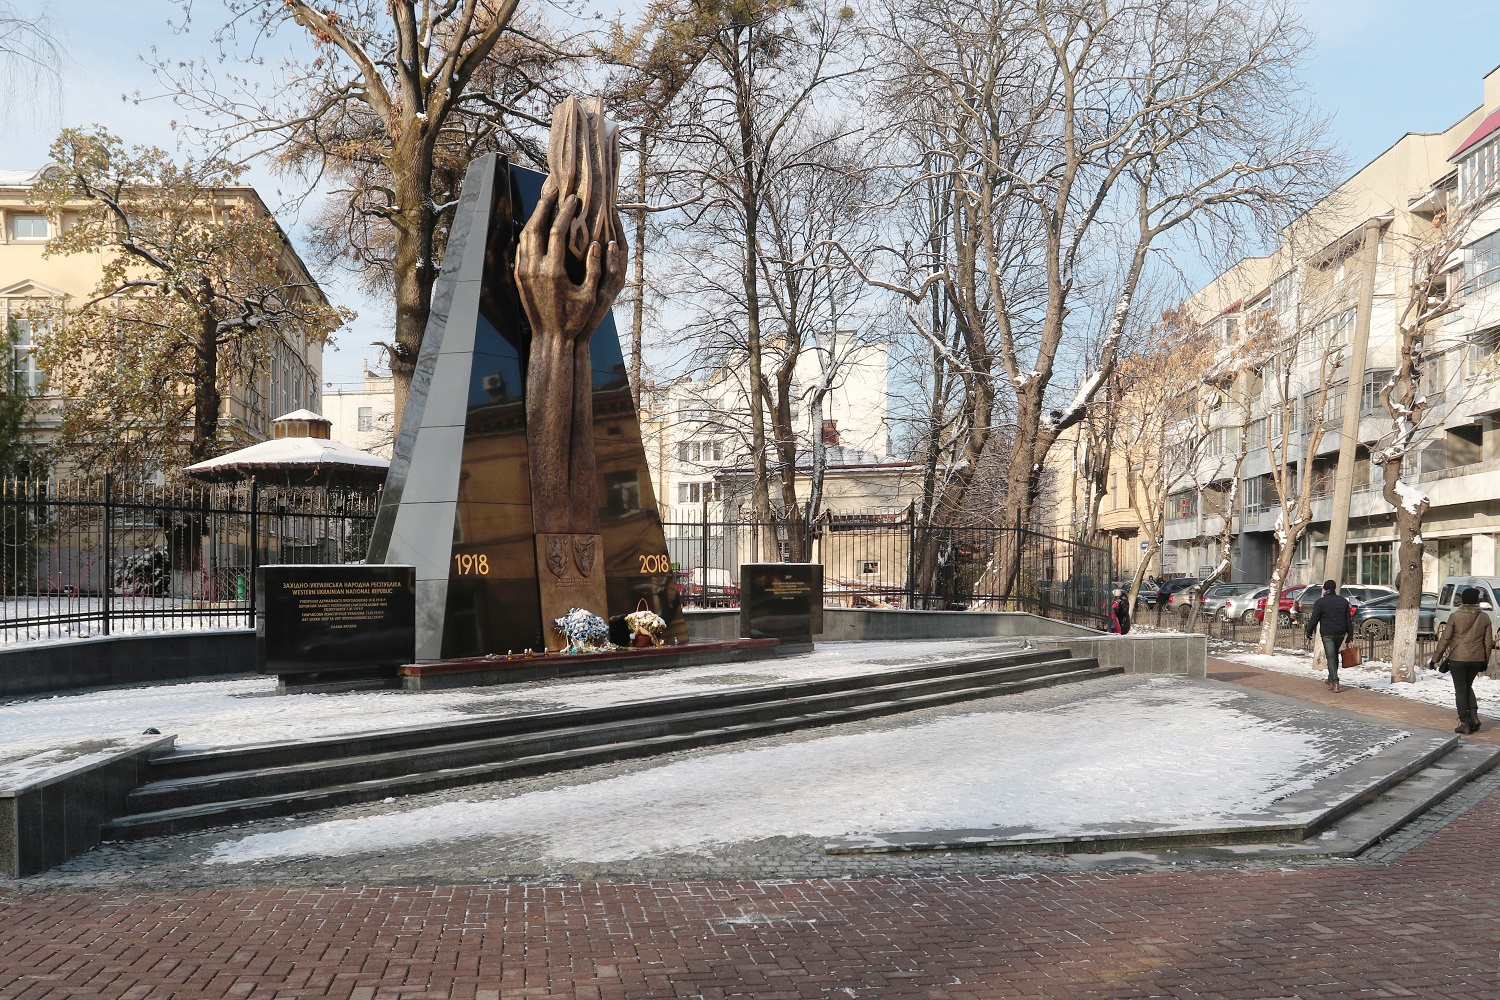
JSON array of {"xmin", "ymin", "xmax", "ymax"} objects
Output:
[
  {"xmin": 740, "ymin": 563, "xmax": 823, "ymax": 649},
  {"xmin": 257, "ymin": 564, "xmax": 415, "ymax": 688},
  {"xmin": 366, "ymin": 154, "xmax": 688, "ymax": 660}
]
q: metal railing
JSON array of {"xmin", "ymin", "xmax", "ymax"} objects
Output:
[
  {"xmin": 1142, "ymin": 603, "xmax": 1439, "ymax": 664},
  {"xmin": 662, "ymin": 506, "xmax": 1114, "ymax": 628},
  {"xmin": 0, "ymin": 477, "xmax": 379, "ymax": 642}
]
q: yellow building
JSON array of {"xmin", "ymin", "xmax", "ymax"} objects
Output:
[{"xmin": 0, "ymin": 169, "xmax": 328, "ymax": 468}]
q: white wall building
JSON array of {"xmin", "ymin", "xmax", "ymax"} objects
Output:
[
  {"xmin": 1175, "ymin": 65, "xmax": 1500, "ymax": 590},
  {"xmin": 640, "ymin": 341, "xmax": 894, "ymax": 521},
  {"xmin": 323, "ymin": 368, "xmax": 396, "ymax": 459}
]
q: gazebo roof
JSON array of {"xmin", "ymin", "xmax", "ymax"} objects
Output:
[{"xmin": 184, "ymin": 410, "xmax": 389, "ymax": 486}]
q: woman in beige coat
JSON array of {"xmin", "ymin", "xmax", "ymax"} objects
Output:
[{"xmin": 1430, "ymin": 587, "xmax": 1495, "ymax": 734}]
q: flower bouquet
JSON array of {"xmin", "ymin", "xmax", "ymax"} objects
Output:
[
  {"xmin": 553, "ymin": 607, "xmax": 612, "ymax": 653},
  {"xmin": 624, "ymin": 606, "xmax": 667, "ymax": 647}
]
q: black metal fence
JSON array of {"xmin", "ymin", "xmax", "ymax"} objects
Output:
[
  {"xmin": 1141, "ymin": 605, "xmax": 1440, "ymax": 665},
  {"xmin": 662, "ymin": 508, "xmax": 1114, "ymax": 628},
  {"xmin": 0, "ymin": 477, "xmax": 379, "ymax": 642}
]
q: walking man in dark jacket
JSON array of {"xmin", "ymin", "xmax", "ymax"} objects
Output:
[{"xmin": 1305, "ymin": 579, "xmax": 1352, "ymax": 692}]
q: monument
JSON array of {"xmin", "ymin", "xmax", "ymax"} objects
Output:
[{"xmin": 367, "ymin": 98, "xmax": 688, "ymax": 658}]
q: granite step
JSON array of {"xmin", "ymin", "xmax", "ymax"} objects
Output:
[
  {"xmin": 149, "ymin": 646, "xmax": 1065, "ymax": 780},
  {"xmin": 821, "ymin": 731, "xmax": 1500, "ymax": 859},
  {"xmin": 104, "ymin": 655, "xmax": 1117, "ymax": 840}
]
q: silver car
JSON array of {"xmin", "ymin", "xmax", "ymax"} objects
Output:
[{"xmin": 1214, "ymin": 584, "xmax": 1269, "ymax": 622}]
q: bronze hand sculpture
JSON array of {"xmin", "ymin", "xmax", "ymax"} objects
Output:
[{"xmin": 516, "ymin": 96, "xmax": 627, "ymax": 537}]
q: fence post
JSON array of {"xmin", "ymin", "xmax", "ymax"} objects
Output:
[
  {"xmin": 700, "ymin": 500, "xmax": 709, "ymax": 590},
  {"xmin": 101, "ymin": 473, "xmax": 112, "ymax": 637},
  {"xmin": 905, "ymin": 502, "xmax": 917, "ymax": 610},
  {"xmin": 248, "ymin": 479, "xmax": 259, "ymax": 629}
]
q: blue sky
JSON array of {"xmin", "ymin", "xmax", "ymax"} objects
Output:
[{"xmin": 6, "ymin": 0, "xmax": 1498, "ymax": 386}]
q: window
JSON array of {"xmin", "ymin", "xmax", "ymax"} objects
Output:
[
  {"xmin": 1361, "ymin": 369, "xmax": 1393, "ymax": 415},
  {"xmin": 10, "ymin": 215, "xmax": 49, "ymax": 240},
  {"xmin": 1242, "ymin": 475, "xmax": 1263, "ymax": 516},
  {"xmin": 1360, "ymin": 542, "xmax": 1392, "ymax": 587},
  {"xmin": 676, "ymin": 481, "xmax": 723, "ymax": 504},
  {"xmin": 1168, "ymin": 492, "xmax": 1197, "ymax": 521},
  {"xmin": 1323, "ymin": 381, "xmax": 1348, "ymax": 426},
  {"xmin": 678, "ymin": 440, "xmax": 723, "ymax": 464},
  {"xmin": 1246, "ymin": 417, "xmax": 1266, "ymax": 451},
  {"xmin": 1465, "ymin": 230, "xmax": 1500, "ymax": 290},
  {"xmin": 1424, "ymin": 350, "xmax": 1448, "ymax": 398},
  {"xmin": 1208, "ymin": 425, "xmax": 1241, "ymax": 456},
  {"xmin": 1460, "ymin": 136, "xmax": 1500, "ymax": 203},
  {"xmin": 859, "ymin": 560, "xmax": 879, "ymax": 575},
  {"xmin": 1215, "ymin": 314, "xmax": 1239, "ymax": 344},
  {"xmin": 10, "ymin": 317, "xmax": 45, "ymax": 393},
  {"xmin": 1437, "ymin": 537, "xmax": 1473, "ymax": 579},
  {"xmin": 1270, "ymin": 271, "xmax": 1297, "ymax": 323},
  {"xmin": 357, "ymin": 406, "xmax": 373, "ymax": 432}
]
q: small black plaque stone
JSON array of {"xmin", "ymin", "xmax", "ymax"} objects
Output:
[
  {"xmin": 258, "ymin": 564, "xmax": 416, "ymax": 689},
  {"xmin": 740, "ymin": 563, "xmax": 822, "ymax": 648}
]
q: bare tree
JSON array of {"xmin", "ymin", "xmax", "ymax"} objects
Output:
[
  {"xmin": 0, "ymin": 2, "xmax": 63, "ymax": 131},
  {"xmin": 865, "ymin": 0, "xmax": 1334, "ymax": 602},
  {"xmin": 1111, "ymin": 308, "xmax": 1252, "ymax": 623},
  {"xmin": 669, "ymin": 0, "xmax": 866, "ymax": 557},
  {"xmin": 1373, "ymin": 175, "xmax": 1500, "ymax": 680},
  {"xmin": 1254, "ymin": 295, "xmax": 1349, "ymax": 654},
  {"xmin": 598, "ymin": 2, "xmax": 719, "ymax": 407},
  {"xmin": 152, "ymin": 0, "xmax": 564, "ymax": 420}
]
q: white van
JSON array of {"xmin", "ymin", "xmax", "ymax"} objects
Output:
[{"xmin": 1433, "ymin": 576, "xmax": 1500, "ymax": 639}]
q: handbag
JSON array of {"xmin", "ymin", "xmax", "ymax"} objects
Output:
[{"xmin": 1340, "ymin": 644, "xmax": 1362, "ymax": 668}]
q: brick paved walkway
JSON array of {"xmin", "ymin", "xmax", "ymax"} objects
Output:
[{"xmin": 4, "ymin": 665, "xmax": 1500, "ymax": 998}]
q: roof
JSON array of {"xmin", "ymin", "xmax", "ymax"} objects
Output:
[
  {"xmin": 184, "ymin": 437, "xmax": 389, "ymax": 474},
  {"xmin": 1451, "ymin": 107, "xmax": 1500, "ymax": 161},
  {"xmin": 275, "ymin": 408, "xmax": 326, "ymax": 423},
  {"xmin": 0, "ymin": 169, "xmax": 42, "ymax": 186}
]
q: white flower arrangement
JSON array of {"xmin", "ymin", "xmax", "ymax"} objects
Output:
[
  {"xmin": 553, "ymin": 607, "xmax": 611, "ymax": 653},
  {"xmin": 625, "ymin": 608, "xmax": 667, "ymax": 646}
]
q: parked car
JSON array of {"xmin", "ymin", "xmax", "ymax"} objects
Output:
[
  {"xmin": 1288, "ymin": 583, "xmax": 1394, "ymax": 623},
  {"xmin": 1135, "ymin": 581, "xmax": 1160, "ymax": 608},
  {"xmin": 1433, "ymin": 576, "xmax": 1500, "ymax": 640},
  {"xmin": 1162, "ymin": 577, "xmax": 1205, "ymax": 616},
  {"xmin": 1253, "ymin": 584, "xmax": 1310, "ymax": 627},
  {"xmin": 1211, "ymin": 584, "xmax": 1269, "ymax": 622},
  {"xmin": 676, "ymin": 567, "xmax": 741, "ymax": 607},
  {"xmin": 1353, "ymin": 592, "xmax": 1438, "ymax": 639},
  {"xmin": 1189, "ymin": 582, "xmax": 1262, "ymax": 621}
]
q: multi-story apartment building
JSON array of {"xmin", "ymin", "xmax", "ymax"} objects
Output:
[
  {"xmin": 1170, "ymin": 66, "xmax": 1500, "ymax": 588},
  {"xmin": 0, "ymin": 169, "xmax": 327, "ymax": 468},
  {"xmin": 640, "ymin": 341, "xmax": 897, "ymax": 521}
]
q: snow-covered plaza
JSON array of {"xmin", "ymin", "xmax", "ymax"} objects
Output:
[{"xmin": 1, "ymin": 637, "xmax": 1463, "ymax": 887}]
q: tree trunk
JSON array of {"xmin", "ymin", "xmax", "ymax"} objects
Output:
[
  {"xmin": 1257, "ymin": 558, "xmax": 1295, "ymax": 654},
  {"xmin": 1384, "ymin": 464, "xmax": 1427, "ymax": 683},
  {"xmin": 388, "ymin": 135, "xmax": 437, "ymax": 427},
  {"xmin": 628, "ymin": 131, "xmax": 649, "ymax": 408},
  {"xmin": 190, "ymin": 299, "xmax": 220, "ymax": 464}
]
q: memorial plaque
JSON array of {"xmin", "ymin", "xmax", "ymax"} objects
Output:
[
  {"xmin": 258, "ymin": 564, "xmax": 416, "ymax": 686},
  {"xmin": 740, "ymin": 563, "xmax": 823, "ymax": 649}
]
